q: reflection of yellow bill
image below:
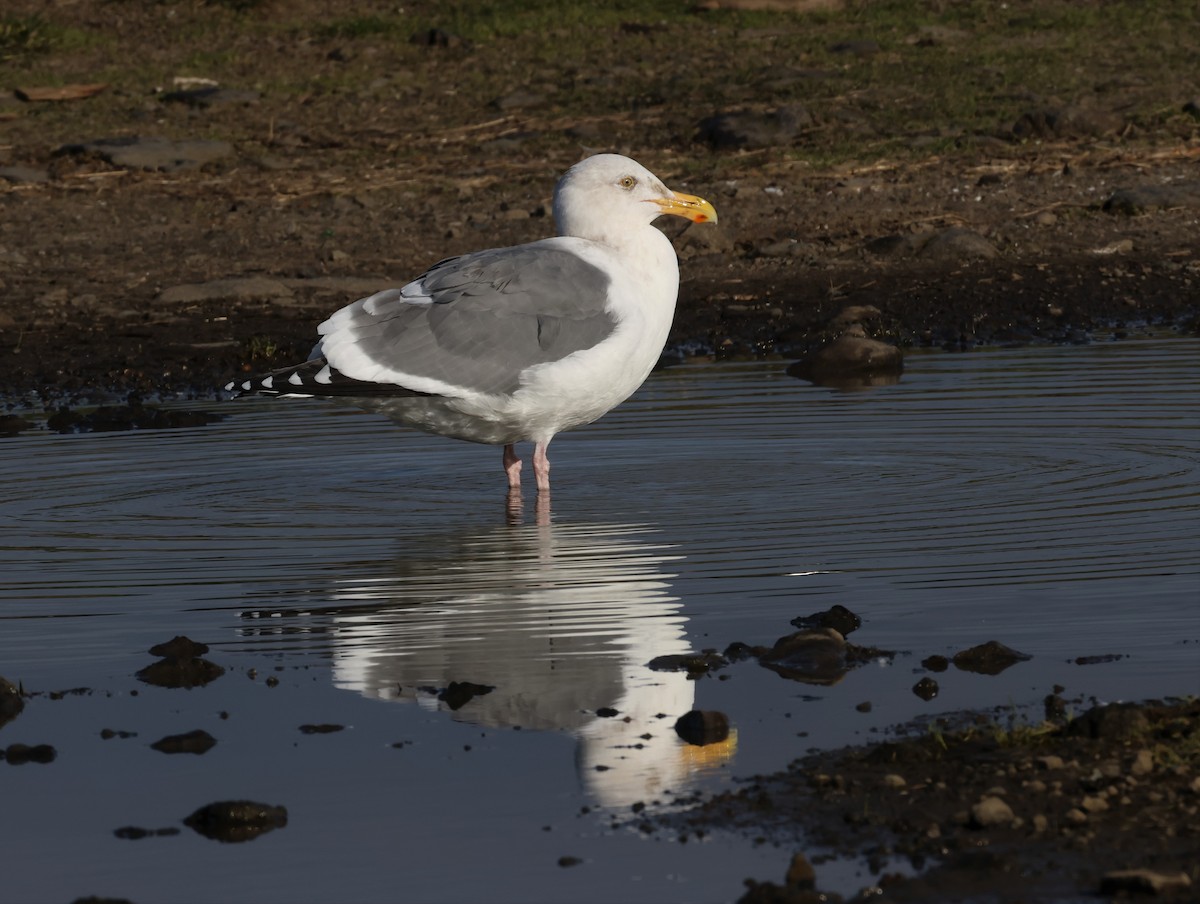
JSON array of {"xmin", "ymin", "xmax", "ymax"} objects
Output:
[{"xmin": 678, "ymin": 728, "xmax": 738, "ymax": 772}]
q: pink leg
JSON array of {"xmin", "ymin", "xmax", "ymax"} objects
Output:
[
  {"xmin": 532, "ymin": 440, "xmax": 551, "ymax": 493},
  {"xmin": 503, "ymin": 443, "xmax": 522, "ymax": 489}
]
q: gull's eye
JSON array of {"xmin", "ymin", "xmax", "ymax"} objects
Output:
[{"xmin": 619, "ymin": 175, "xmax": 638, "ymax": 190}]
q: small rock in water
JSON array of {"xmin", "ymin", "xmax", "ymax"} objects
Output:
[
  {"xmin": 951, "ymin": 640, "xmax": 1031, "ymax": 675},
  {"xmin": 674, "ymin": 710, "xmax": 731, "ymax": 747},
  {"xmin": 647, "ymin": 651, "xmax": 729, "ymax": 677},
  {"xmin": 151, "ymin": 729, "xmax": 217, "ymax": 755},
  {"xmin": 758, "ymin": 628, "xmax": 847, "ymax": 685},
  {"xmin": 912, "ymin": 677, "xmax": 939, "ymax": 701},
  {"xmin": 0, "ymin": 676, "xmax": 25, "ymax": 728},
  {"xmin": 184, "ymin": 800, "xmax": 288, "ymax": 843},
  {"xmin": 790, "ymin": 604, "xmax": 861, "ymax": 637},
  {"xmin": 437, "ymin": 681, "xmax": 494, "ymax": 711},
  {"xmin": 149, "ymin": 636, "xmax": 209, "ymax": 658},
  {"xmin": 3, "ymin": 743, "xmax": 57, "ymax": 765}
]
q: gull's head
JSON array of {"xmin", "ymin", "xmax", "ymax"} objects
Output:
[{"xmin": 553, "ymin": 153, "xmax": 717, "ymax": 244}]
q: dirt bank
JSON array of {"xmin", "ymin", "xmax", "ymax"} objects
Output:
[{"xmin": 1, "ymin": 1, "xmax": 1197, "ymax": 405}]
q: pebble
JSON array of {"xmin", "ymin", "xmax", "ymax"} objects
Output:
[
  {"xmin": 1130, "ymin": 748, "xmax": 1154, "ymax": 776},
  {"xmin": 1065, "ymin": 807, "xmax": 1088, "ymax": 824},
  {"xmin": 882, "ymin": 774, "xmax": 906, "ymax": 789},
  {"xmin": 785, "ymin": 852, "xmax": 815, "ymax": 890},
  {"xmin": 1035, "ymin": 755, "xmax": 1064, "ymax": 771},
  {"xmin": 1080, "ymin": 795, "xmax": 1109, "ymax": 814},
  {"xmin": 969, "ymin": 795, "xmax": 1014, "ymax": 828},
  {"xmin": 1031, "ymin": 813, "xmax": 1048, "ymax": 833}
]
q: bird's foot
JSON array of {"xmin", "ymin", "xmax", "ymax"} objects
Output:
[
  {"xmin": 502, "ymin": 443, "xmax": 522, "ymax": 489},
  {"xmin": 533, "ymin": 441, "xmax": 551, "ymax": 493}
]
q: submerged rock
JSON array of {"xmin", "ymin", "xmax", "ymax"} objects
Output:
[
  {"xmin": 788, "ymin": 305, "xmax": 903, "ymax": 389},
  {"xmin": 184, "ymin": 800, "xmax": 288, "ymax": 843},
  {"xmin": 758, "ymin": 628, "xmax": 849, "ymax": 686},
  {"xmin": 790, "ymin": 604, "xmax": 861, "ymax": 637},
  {"xmin": 137, "ymin": 636, "xmax": 225, "ymax": 689},
  {"xmin": 151, "ymin": 729, "xmax": 216, "ymax": 755},
  {"xmin": 0, "ymin": 676, "xmax": 25, "ymax": 728},
  {"xmin": 951, "ymin": 640, "xmax": 1031, "ymax": 675}
]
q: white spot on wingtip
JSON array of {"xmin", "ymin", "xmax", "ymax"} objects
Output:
[
  {"xmin": 223, "ymin": 381, "xmax": 235, "ymax": 391},
  {"xmin": 315, "ymin": 365, "xmax": 333, "ymax": 384},
  {"xmin": 262, "ymin": 376, "xmax": 274, "ymax": 389},
  {"xmin": 288, "ymin": 372, "xmax": 303, "ymax": 385},
  {"xmin": 241, "ymin": 381, "xmax": 252, "ymax": 391}
]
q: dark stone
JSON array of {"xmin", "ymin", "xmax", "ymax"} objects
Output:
[
  {"xmin": 697, "ymin": 104, "xmax": 813, "ymax": 150},
  {"xmin": 160, "ymin": 87, "xmax": 260, "ymax": 109},
  {"xmin": 647, "ymin": 651, "xmax": 729, "ymax": 677},
  {"xmin": 149, "ymin": 636, "xmax": 209, "ymax": 658},
  {"xmin": 855, "ymin": 701, "xmax": 872, "ymax": 713},
  {"xmin": 3, "ymin": 742, "xmax": 56, "ymax": 764},
  {"xmin": 595, "ymin": 707, "xmax": 620, "ymax": 718},
  {"xmin": 136, "ymin": 656, "xmax": 225, "ymax": 689},
  {"xmin": 674, "ymin": 710, "xmax": 731, "ymax": 747},
  {"xmin": 438, "ymin": 681, "xmax": 494, "ymax": 711},
  {"xmin": 0, "ymin": 675, "xmax": 25, "ymax": 728},
  {"xmin": 913, "ymin": 677, "xmax": 939, "ymax": 701},
  {"xmin": 113, "ymin": 826, "xmax": 179, "ymax": 840},
  {"xmin": 1073, "ymin": 653, "xmax": 1123, "ymax": 665},
  {"xmin": 787, "ymin": 325, "xmax": 903, "ymax": 388},
  {"xmin": 298, "ymin": 723, "xmax": 344, "ymax": 734},
  {"xmin": 1066, "ymin": 702, "xmax": 1151, "ymax": 740},
  {"xmin": 557, "ymin": 855, "xmax": 583, "ymax": 868},
  {"xmin": 758, "ymin": 628, "xmax": 847, "ymax": 685},
  {"xmin": 790, "ymin": 604, "xmax": 861, "ymax": 637},
  {"xmin": 1102, "ymin": 183, "xmax": 1200, "ymax": 215},
  {"xmin": 0, "ymin": 414, "xmax": 34, "ymax": 435},
  {"xmin": 951, "ymin": 641, "xmax": 1031, "ymax": 676},
  {"xmin": 151, "ymin": 729, "xmax": 216, "ymax": 754},
  {"xmin": 921, "ymin": 655, "xmax": 950, "ymax": 672},
  {"xmin": 183, "ymin": 800, "xmax": 288, "ymax": 843},
  {"xmin": 722, "ymin": 641, "xmax": 759, "ymax": 662},
  {"xmin": 100, "ymin": 728, "xmax": 137, "ymax": 740},
  {"xmin": 917, "ymin": 227, "xmax": 998, "ymax": 262},
  {"xmin": 864, "ymin": 234, "xmax": 922, "ymax": 258},
  {"xmin": 1044, "ymin": 693, "xmax": 1067, "ymax": 722}
]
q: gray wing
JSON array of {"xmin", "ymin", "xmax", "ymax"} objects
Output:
[{"xmin": 318, "ymin": 243, "xmax": 617, "ymax": 396}]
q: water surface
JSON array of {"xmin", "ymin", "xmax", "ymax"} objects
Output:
[{"xmin": 1, "ymin": 339, "xmax": 1197, "ymax": 902}]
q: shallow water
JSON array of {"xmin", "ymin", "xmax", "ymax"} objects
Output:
[{"xmin": 1, "ymin": 338, "xmax": 1197, "ymax": 903}]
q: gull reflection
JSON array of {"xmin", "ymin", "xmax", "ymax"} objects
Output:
[{"xmin": 315, "ymin": 504, "xmax": 731, "ymax": 806}]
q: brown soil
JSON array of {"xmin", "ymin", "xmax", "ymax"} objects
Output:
[{"xmin": 1, "ymin": 1, "xmax": 1197, "ymax": 406}]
